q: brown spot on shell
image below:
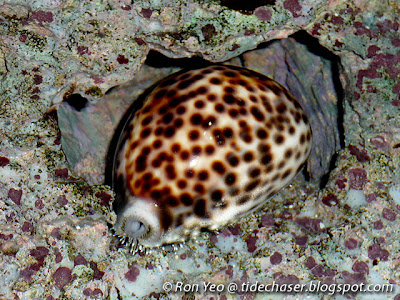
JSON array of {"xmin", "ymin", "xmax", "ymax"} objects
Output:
[
  {"xmin": 194, "ymin": 199, "xmax": 207, "ymax": 217},
  {"xmin": 237, "ymin": 195, "xmax": 251, "ymax": 205},
  {"xmin": 245, "ymin": 180, "xmax": 260, "ymax": 192},
  {"xmin": 180, "ymin": 193, "xmax": 193, "ymax": 206},
  {"xmin": 190, "ymin": 114, "xmax": 203, "ymax": 126},
  {"xmin": 212, "ymin": 161, "xmax": 226, "ymax": 175},
  {"xmin": 243, "ymin": 151, "xmax": 254, "ymax": 162},
  {"xmin": 250, "ymin": 106, "xmax": 265, "ymax": 121},
  {"xmin": 210, "ymin": 77, "xmax": 222, "ymax": 85},
  {"xmin": 177, "ymin": 179, "xmax": 187, "ymax": 189},
  {"xmin": 211, "ymin": 189, "xmax": 223, "ymax": 201},
  {"xmin": 225, "ymin": 173, "xmax": 236, "ymax": 186},
  {"xmin": 275, "ymin": 134, "xmax": 285, "ymax": 144},
  {"xmin": 226, "ymin": 153, "xmax": 239, "ymax": 167},
  {"xmin": 194, "ymin": 183, "xmax": 205, "ymax": 194},
  {"xmin": 205, "ymin": 145, "xmax": 215, "ymax": 155}
]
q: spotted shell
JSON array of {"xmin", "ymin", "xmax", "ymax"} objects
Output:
[{"xmin": 111, "ymin": 65, "xmax": 312, "ymax": 250}]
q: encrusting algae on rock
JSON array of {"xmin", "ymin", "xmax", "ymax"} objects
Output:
[{"xmin": 111, "ymin": 65, "xmax": 312, "ymax": 251}]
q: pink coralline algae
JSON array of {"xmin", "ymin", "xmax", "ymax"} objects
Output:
[
  {"xmin": 344, "ymin": 238, "xmax": 358, "ymax": 250},
  {"xmin": 229, "ymin": 44, "xmax": 240, "ymax": 51},
  {"xmin": 354, "ymin": 19, "xmax": 399, "ymax": 39},
  {"xmin": 83, "ymin": 288, "xmax": 103, "ymax": 297},
  {"xmin": 30, "ymin": 246, "xmax": 49, "ymax": 263},
  {"xmin": 356, "ymin": 68, "xmax": 381, "ymax": 90},
  {"xmin": 348, "ymin": 168, "xmax": 367, "ymax": 190},
  {"xmin": 254, "ymin": 7, "xmax": 271, "ymax": 22},
  {"xmin": 201, "ymin": 24, "xmax": 216, "ymax": 41},
  {"xmin": 54, "ymin": 168, "xmax": 68, "ymax": 179},
  {"xmin": 270, "ymin": 252, "xmax": 282, "ymax": 265},
  {"xmin": 57, "ymin": 195, "xmax": 68, "ymax": 206},
  {"xmin": 83, "ymin": 288, "xmax": 92, "ymax": 297},
  {"xmin": 373, "ymin": 220, "xmax": 384, "ymax": 230},
  {"xmin": 225, "ymin": 265, "xmax": 234, "ymax": 279},
  {"xmin": 376, "ymin": 19, "xmax": 399, "ymax": 33},
  {"xmin": 210, "ymin": 233, "xmax": 218, "ymax": 244},
  {"xmin": 273, "ymin": 273, "xmax": 299, "ymax": 285},
  {"xmin": 54, "ymin": 247, "xmax": 62, "ymax": 263},
  {"xmin": 21, "ymin": 221, "xmax": 34, "ymax": 233},
  {"xmin": 125, "ymin": 265, "xmax": 140, "ymax": 282},
  {"xmin": 19, "ymin": 34, "xmax": 27, "ymax": 43},
  {"xmin": 77, "ymin": 46, "xmax": 89, "ymax": 55},
  {"xmin": 283, "ymin": 0, "xmax": 302, "ymax": 17},
  {"xmin": 121, "ymin": 5, "xmax": 131, "ymax": 11},
  {"xmin": 19, "ymin": 247, "xmax": 50, "ymax": 282},
  {"xmin": 334, "ymin": 40, "xmax": 344, "ymax": 48},
  {"xmin": 141, "ymin": 8, "xmax": 152, "ymax": 19},
  {"xmin": 117, "ymin": 54, "xmax": 129, "ymax": 64},
  {"xmin": 348, "ymin": 145, "xmax": 370, "ymax": 162},
  {"xmin": 294, "ymin": 235, "xmax": 308, "ymax": 246},
  {"xmin": 0, "ymin": 234, "xmax": 13, "ymax": 240},
  {"xmin": 371, "ymin": 53, "xmax": 400, "ymax": 79},
  {"xmin": 8, "ymin": 188, "xmax": 22, "ymax": 205},
  {"xmin": 335, "ymin": 177, "xmax": 347, "ymax": 189},
  {"xmin": 35, "ymin": 199, "xmax": 44, "ymax": 209},
  {"xmin": 50, "ymin": 228, "xmax": 61, "ymax": 239},
  {"xmin": 20, "ymin": 264, "xmax": 41, "ymax": 283},
  {"xmin": 295, "ymin": 217, "xmax": 324, "ymax": 232},
  {"xmin": 357, "ymin": 50, "xmax": 400, "ymax": 90},
  {"xmin": 368, "ymin": 243, "xmax": 389, "ymax": 261},
  {"xmin": 321, "ymin": 193, "xmax": 338, "ymax": 207},
  {"xmin": 311, "ymin": 23, "xmax": 322, "ymax": 35},
  {"xmin": 53, "ymin": 267, "xmax": 72, "ymax": 289},
  {"xmin": 260, "ymin": 214, "xmax": 275, "ymax": 227},
  {"xmin": 228, "ymin": 223, "xmax": 241, "ymax": 235},
  {"xmin": 305, "ymin": 257, "xmax": 317, "ymax": 270},
  {"xmin": 90, "ymin": 262, "xmax": 104, "ymax": 280},
  {"xmin": 90, "ymin": 76, "xmax": 104, "ymax": 84},
  {"xmin": 393, "ymin": 82, "xmax": 400, "ymax": 98},
  {"xmin": 54, "ymin": 131, "xmax": 61, "ymax": 145},
  {"xmin": 134, "ymin": 38, "xmax": 146, "ymax": 46},
  {"xmin": 382, "ymin": 208, "xmax": 396, "ymax": 221},
  {"xmin": 33, "ymin": 74, "xmax": 43, "ymax": 85},
  {"xmin": 370, "ymin": 135, "xmax": 389, "ymax": 149},
  {"xmin": 93, "ymin": 288, "xmax": 103, "ymax": 296},
  {"xmin": 74, "ymin": 254, "xmax": 88, "ymax": 266},
  {"xmin": 95, "ymin": 191, "xmax": 112, "ymax": 206},
  {"xmin": 30, "ymin": 10, "xmax": 54, "ymax": 26},
  {"xmin": 245, "ymin": 230, "xmax": 259, "ymax": 253},
  {"xmin": 352, "ymin": 261, "xmax": 369, "ymax": 274},
  {"xmin": 220, "ymin": 229, "xmax": 231, "ymax": 237},
  {"xmin": 367, "ymin": 45, "xmax": 381, "ymax": 58},
  {"xmin": 0, "ymin": 156, "xmax": 10, "ymax": 166},
  {"xmin": 342, "ymin": 271, "xmax": 366, "ymax": 285},
  {"xmin": 330, "ymin": 15, "xmax": 344, "ymax": 25},
  {"xmin": 305, "ymin": 257, "xmax": 336, "ymax": 278},
  {"xmin": 279, "ymin": 211, "xmax": 293, "ymax": 220},
  {"xmin": 393, "ymin": 39, "xmax": 400, "ymax": 47},
  {"xmin": 365, "ymin": 193, "xmax": 377, "ymax": 203}
]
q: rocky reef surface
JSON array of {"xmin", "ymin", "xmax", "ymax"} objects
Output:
[{"xmin": 0, "ymin": 0, "xmax": 400, "ymax": 299}]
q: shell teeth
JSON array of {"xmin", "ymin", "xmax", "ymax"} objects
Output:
[{"xmin": 129, "ymin": 241, "xmax": 138, "ymax": 254}]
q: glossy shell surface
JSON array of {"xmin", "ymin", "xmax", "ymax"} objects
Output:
[{"xmin": 112, "ymin": 65, "xmax": 312, "ymax": 249}]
